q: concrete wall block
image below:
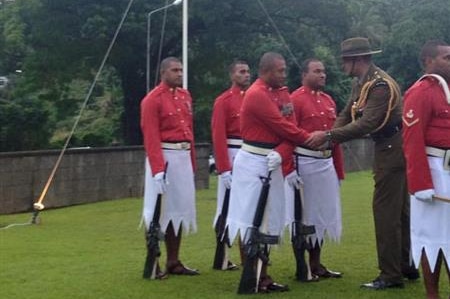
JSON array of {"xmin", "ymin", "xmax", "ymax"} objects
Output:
[{"xmin": 0, "ymin": 141, "xmax": 368, "ymax": 214}]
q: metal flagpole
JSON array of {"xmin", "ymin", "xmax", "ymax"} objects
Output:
[
  {"xmin": 182, "ymin": 0, "xmax": 188, "ymax": 89},
  {"xmin": 146, "ymin": 0, "xmax": 183, "ymax": 92}
]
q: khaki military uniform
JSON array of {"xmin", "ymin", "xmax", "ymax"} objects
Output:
[{"xmin": 330, "ymin": 64, "xmax": 411, "ymax": 283}]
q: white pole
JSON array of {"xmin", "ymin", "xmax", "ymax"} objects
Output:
[
  {"xmin": 146, "ymin": 0, "xmax": 183, "ymax": 92},
  {"xmin": 182, "ymin": 0, "xmax": 188, "ymax": 89}
]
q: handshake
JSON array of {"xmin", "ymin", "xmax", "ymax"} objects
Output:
[
  {"xmin": 265, "ymin": 130, "xmax": 331, "ymax": 172},
  {"xmin": 304, "ymin": 130, "xmax": 332, "ymax": 149}
]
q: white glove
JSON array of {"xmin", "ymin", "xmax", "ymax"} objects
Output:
[
  {"xmin": 286, "ymin": 171, "xmax": 303, "ymax": 189},
  {"xmin": 220, "ymin": 171, "xmax": 232, "ymax": 189},
  {"xmin": 267, "ymin": 151, "xmax": 282, "ymax": 171},
  {"xmin": 414, "ymin": 189, "xmax": 435, "ymax": 203},
  {"xmin": 154, "ymin": 171, "xmax": 168, "ymax": 194}
]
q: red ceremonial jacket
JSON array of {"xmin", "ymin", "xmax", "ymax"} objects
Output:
[
  {"xmin": 211, "ymin": 85, "xmax": 245, "ymax": 174},
  {"xmin": 140, "ymin": 82, "xmax": 196, "ymax": 175},
  {"xmin": 402, "ymin": 76, "xmax": 450, "ymax": 193},
  {"xmin": 240, "ymin": 78, "xmax": 310, "ymax": 174},
  {"xmin": 290, "ymin": 86, "xmax": 345, "ymax": 180}
]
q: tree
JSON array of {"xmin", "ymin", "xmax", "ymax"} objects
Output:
[
  {"xmin": 1, "ymin": 0, "xmax": 449, "ymax": 150},
  {"xmin": 382, "ymin": 0, "xmax": 450, "ymax": 89}
]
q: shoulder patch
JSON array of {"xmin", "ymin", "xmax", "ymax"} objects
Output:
[{"xmin": 402, "ymin": 109, "xmax": 420, "ymax": 127}]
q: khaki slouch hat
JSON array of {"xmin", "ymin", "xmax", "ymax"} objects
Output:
[{"xmin": 341, "ymin": 37, "xmax": 382, "ymax": 57}]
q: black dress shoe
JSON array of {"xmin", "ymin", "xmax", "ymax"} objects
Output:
[
  {"xmin": 225, "ymin": 261, "xmax": 239, "ymax": 271},
  {"xmin": 167, "ymin": 260, "xmax": 200, "ymax": 275},
  {"xmin": 258, "ymin": 276, "xmax": 289, "ymax": 293},
  {"xmin": 258, "ymin": 282, "xmax": 289, "ymax": 293},
  {"xmin": 360, "ymin": 278, "xmax": 404, "ymax": 290},
  {"xmin": 402, "ymin": 269, "xmax": 420, "ymax": 280},
  {"xmin": 312, "ymin": 264, "xmax": 343, "ymax": 278}
]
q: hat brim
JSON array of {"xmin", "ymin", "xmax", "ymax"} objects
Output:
[{"xmin": 341, "ymin": 49, "xmax": 382, "ymax": 57}]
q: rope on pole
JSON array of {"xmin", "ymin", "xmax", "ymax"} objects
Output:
[{"xmin": 29, "ymin": 0, "xmax": 136, "ymax": 225}]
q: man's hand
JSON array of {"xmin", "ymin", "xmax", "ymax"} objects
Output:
[
  {"xmin": 220, "ymin": 171, "xmax": 232, "ymax": 189},
  {"xmin": 267, "ymin": 151, "xmax": 282, "ymax": 171},
  {"xmin": 305, "ymin": 131, "xmax": 328, "ymax": 149},
  {"xmin": 414, "ymin": 189, "xmax": 435, "ymax": 203},
  {"xmin": 286, "ymin": 171, "xmax": 303, "ymax": 189},
  {"xmin": 154, "ymin": 172, "xmax": 168, "ymax": 194}
]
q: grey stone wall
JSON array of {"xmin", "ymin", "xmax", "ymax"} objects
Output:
[
  {"xmin": 0, "ymin": 139, "xmax": 372, "ymax": 215},
  {"xmin": 0, "ymin": 144, "xmax": 210, "ymax": 214}
]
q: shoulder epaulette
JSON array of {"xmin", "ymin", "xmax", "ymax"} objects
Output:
[
  {"xmin": 321, "ymin": 92, "xmax": 334, "ymax": 101},
  {"xmin": 148, "ymin": 85, "xmax": 164, "ymax": 98},
  {"xmin": 222, "ymin": 90, "xmax": 235, "ymax": 100},
  {"xmin": 175, "ymin": 87, "xmax": 189, "ymax": 95},
  {"xmin": 418, "ymin": 74, "xmax": 450, "ymax": 104}
]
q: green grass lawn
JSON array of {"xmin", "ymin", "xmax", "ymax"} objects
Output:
[{"xmin": 1, "ymin": 171, "xmax": 448, "ymax": 299}]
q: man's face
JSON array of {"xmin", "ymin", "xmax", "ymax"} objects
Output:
[
  {"xmin": 429, "ymin": 45, "xmax": 450, "ymax": 81},
  {"xmin": 267, "ymin": 58, "xmax": 287, "ymax": 88},
  {"xmin": 161, "ymin": 61, "xmax": 183, "ymax": 87},
  {"xmin": 303, "ymin": 61, "xmax": 326, "ymax": 90},
  {"xmin": 341, "ymin": 57, "xmax": 356, "ymax": 76},
  {"xmin": 231, "ymin": 64, "xmax": 251, "ymax": 89}
]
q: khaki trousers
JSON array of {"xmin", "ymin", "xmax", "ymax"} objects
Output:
[{"xmin": 372, "ymin": 136, "xmax": 411, "ymax": 283}]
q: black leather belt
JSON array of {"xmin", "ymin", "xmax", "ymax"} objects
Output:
[{"xmin": 371, "ymin": 123, "xmax": 402, "ymax": 141}]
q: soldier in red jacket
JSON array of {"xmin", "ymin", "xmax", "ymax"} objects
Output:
[
  {"xmin": 211, "ymin": 60, "xmax": 250, "ymax": 270},
  {"xmin": 285, "ymin": 58, "xmax": 345, "ymax": 279},
  {"xmin": 402, "ymin": 40, "xmax": 450, "ymax": 299},
  {"xmin": 226, "ymin": 52, "xmax": 313, "ymax": 293},
  {"xmin": 141, "ymin": 57, "xmax": 199, "ymax": 278}
]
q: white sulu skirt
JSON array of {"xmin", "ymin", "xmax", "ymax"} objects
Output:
[
  {"xmin": 411, "ymin": 156, "xmax": 450, "ymax": 270},
  {"xmin": 142, "ymin": 149, "xmax": 196, "ymax": 236},
  {"xmin": 212, "ymin": 147, "xmax": 240, "ymax": 227},
  {"xmin": 225, "ymin": 149, "xmax": 285, "ymax": 245},
  {"xmin": 284, "ymin": 156, "xmax": 342, "ymax": 245}
]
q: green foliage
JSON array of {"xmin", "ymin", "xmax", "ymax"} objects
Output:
[
  {"xmin": 0, "ymin": 95, "xmax": 51, "ymax": 151},
  {"xmin": 312, "ymin": 45, "xmax": 352, "ymax": 111},
  {"xmin": 382, "ymin": 0, "xmax": 450, "ymax": 89},
  {"xmin": 1, "ymin": 0, "xmax": 450, "ymax": 148},
  {"xmin": 50, "ymin": 66, "xmax": 124, "ymax": 148}
]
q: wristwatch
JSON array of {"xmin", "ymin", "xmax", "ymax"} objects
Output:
[{"xmin": 325, "ymin": 130, "xmax": 333, "ymax": 141}]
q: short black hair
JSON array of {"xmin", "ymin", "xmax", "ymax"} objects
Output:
[
  {"xmin": 259, "ymin": 52, "xmax": 284, "ymax": 74},
  {"xmin": 228, "ymin": 60, "xmax": 248, "ymax": 75},
  {"xmin": 301, "ymin": 58, "xmax": 322, "ymax": 74},
  {"xmin": 160, "ymin": 57, "xmax": 181, "ymax": 73},
  {"xmin": 419, "ymin": 39, "xmax": 449, "ymax": 69}
]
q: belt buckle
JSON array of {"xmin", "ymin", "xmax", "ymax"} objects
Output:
[
  {"xmin": 180, "ymin": 142, "xmax": 190, "ymax": 150},
  {"xmin": 444, "ymin": 150, "xmax": 450, "ymax": 171},
  {"xmin": 321, "ymin": 150, "xmax": 331, "ymax": 157}
]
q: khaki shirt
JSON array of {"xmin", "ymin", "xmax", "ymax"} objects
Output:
[{"xmin": 331, "ymin": 64, "xmax": 402, "ymax": 144}]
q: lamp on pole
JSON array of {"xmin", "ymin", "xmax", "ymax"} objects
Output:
[{"xmin": 146, "ymin": 0, "xmax": 183, "ymax": 92}]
